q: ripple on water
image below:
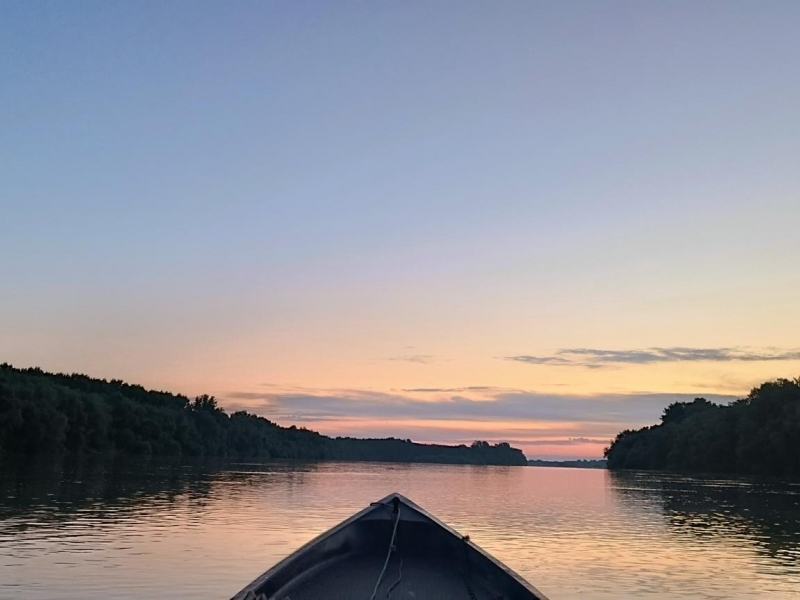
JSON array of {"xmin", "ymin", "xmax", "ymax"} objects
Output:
[{"xmin": 1, "ymin": 460, "xmax": 799, "ymax": 600}]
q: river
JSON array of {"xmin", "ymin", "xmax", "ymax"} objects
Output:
[{"xmin": 1, "ymin": 458, "xmax": 799, "ymax": 599}]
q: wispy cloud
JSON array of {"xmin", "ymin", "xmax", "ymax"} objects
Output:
[
  {"xmin": 505, "ymin": 347, "xmax": 800, "ymax": 368},
  {"xmin": 225, "ymin": 388, "xmax": 737, "ymax": 427},
  {"xmin": 223, "ymin": 386, "xmax": 741, "ymax": 458},
  {"xmin": 386, "ymin": 354, "xmax": 434, "ymax": 364},
  {"xmin": 691, "ymin": 374, "xmax": 767, "ymax": 393},
  {"xmin": 524, "ymin": 437, "xmax": 608, "ymax": 447},
  {"xmin": 504, "ymin": 356, "xmax": 572, "ymax": 366},
  {"xmin": 400, "ymin": 386, "xmax": 512, "ymax": 393},
  {"xmin": 504, "ymin": 355, "xmax": 605, "ymax": 369}
]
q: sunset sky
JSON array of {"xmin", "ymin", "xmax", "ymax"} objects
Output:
[{"xmin": 2, "ymin": 1, "xmax": 799, "ymax": 458}]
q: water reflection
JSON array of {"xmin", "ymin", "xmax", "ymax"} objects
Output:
[
  {"xmin": 1, "ymin": 455, "xmax": 212, "ymax": 531},
  {"xmin": 0, "ymin": 455, "xmax": 330, "ymax": 505},
  {"xmin": 0, "ymin": 457, "xmax": 327, "ymax": 544},
  {"xmin": 608, "ymin": 470, "xmax": 800, "ymax": 571},
  {"xmin": 2, "ymin": 460, "xmax": 800, "ymax": 600}
]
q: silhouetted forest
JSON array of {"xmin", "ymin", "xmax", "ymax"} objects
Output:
[
  {"xmin": 0, "ymin": 364, "xmax": 526, "ymax": 465},
  {"xmin": 605, "ymin": 378, "xmax": 800, "ymax": 477}
]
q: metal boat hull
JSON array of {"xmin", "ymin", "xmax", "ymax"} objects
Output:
[{"xmin": 231, "ymin": 493, "xmax": 549, "ymax": 600}]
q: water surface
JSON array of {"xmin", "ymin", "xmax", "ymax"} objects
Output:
[{"xmin": 1, "ymin": 458, "xmax": 799, "ymax": 599}]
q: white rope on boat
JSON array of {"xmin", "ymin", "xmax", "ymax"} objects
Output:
[{"xmin": 369, "ymin": 503, "xmax": 402, "ymax": 600}]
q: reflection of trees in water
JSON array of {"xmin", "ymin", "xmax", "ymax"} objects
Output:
[
  {"xmin": 0, "ymin": 456, "xmax": 322, "ymax": 533},
  {"xmin": 608, "ymin": 470, "xmax": 800, "ymax": 570}
]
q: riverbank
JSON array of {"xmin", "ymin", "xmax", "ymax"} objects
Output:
[{"xmin": 0, "ymin": 364, "xmax": 526, "ymax": 466}]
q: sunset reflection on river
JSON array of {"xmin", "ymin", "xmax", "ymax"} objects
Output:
[{"xmin": 1, "ymin": 458, "xmax": 799, "ymax": 600}]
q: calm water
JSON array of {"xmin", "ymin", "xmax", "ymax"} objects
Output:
[{"xmin": 1, "ymin": 458, "xmax": 799, "ymax": 600}]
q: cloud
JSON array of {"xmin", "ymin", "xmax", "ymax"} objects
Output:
[
  {"xmin": 399, "ymin": 436, "xmax": 609, "ymax": 447},
  {"xmin": 225, "ymin": 388, "xmax": 737, "ymax": 427},
  {"xmin": 386, "ymin": 354, "xmax": 434, "ymax": 364},
  {"xmin": 222, "ymin": 386, "xmax": 740, "ymax": 459},
  {"xmin": 512, "ymin": 437, "xmax": 608, "ymax": 447},
  {"xmin": 400, "ymin": 386, "xmax": 511, "ymax": 393},
  {"xmin": 505, "ymin": 346, "xmax": 800, "ymax": 368},
  {"xmin": 504, "ymin": 355, "xmax": 573, "ymax": 366},
  {"xmin": 691, "ymin": 374, "xmax": 767, "ymax": 393}
]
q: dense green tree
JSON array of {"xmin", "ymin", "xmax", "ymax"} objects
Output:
[
  {"xmin": 605, "ymin": 378, "xmax": 800, "ymax": 477},
  {"xmin": 0, "ymin": 364, "xmax": 527, "ymax": 466}
]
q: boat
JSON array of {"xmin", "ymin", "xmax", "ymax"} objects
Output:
[{"xmin": 231, "ymin": 492, "xmax": 550, "ymax": 600}]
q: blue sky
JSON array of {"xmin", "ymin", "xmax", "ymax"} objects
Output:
[{"xmin": 2, "ymin": 1, "xmax": 799, "ymax": 457}]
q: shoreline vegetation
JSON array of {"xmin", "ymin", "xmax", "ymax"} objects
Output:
[
  {"xmin": 605, "ymin": 378, "xmax": 800, "ymax": 478},
  {"xmin": 0, "ymin": 364, "xmax": 526, "ymax": 466}
]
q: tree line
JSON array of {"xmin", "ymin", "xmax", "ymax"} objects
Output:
[
  {"xmin": 0, "ymin": 364, "xmax": 526, "ymax": 465},
  {"xmin": 605, "ymin": 378, "xmax": 800, "ymax": 477}
]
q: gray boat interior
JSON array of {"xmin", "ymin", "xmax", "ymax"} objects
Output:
[{"xmin": 232, "ymin": 493, "xmax": 547, "ymax": 600}]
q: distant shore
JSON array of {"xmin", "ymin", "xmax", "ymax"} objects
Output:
[{"xmin": 0, "ymin": 364, "xmax": 527, "ymax": 467}]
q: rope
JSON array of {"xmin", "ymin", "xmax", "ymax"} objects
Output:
[
  {"xmin": 386, "ymin": 557, "xmax": 403, "ymax": 600},
  {"xmin": 369, "ymin": 504, "xmax": 402, "ymax": 600}
]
